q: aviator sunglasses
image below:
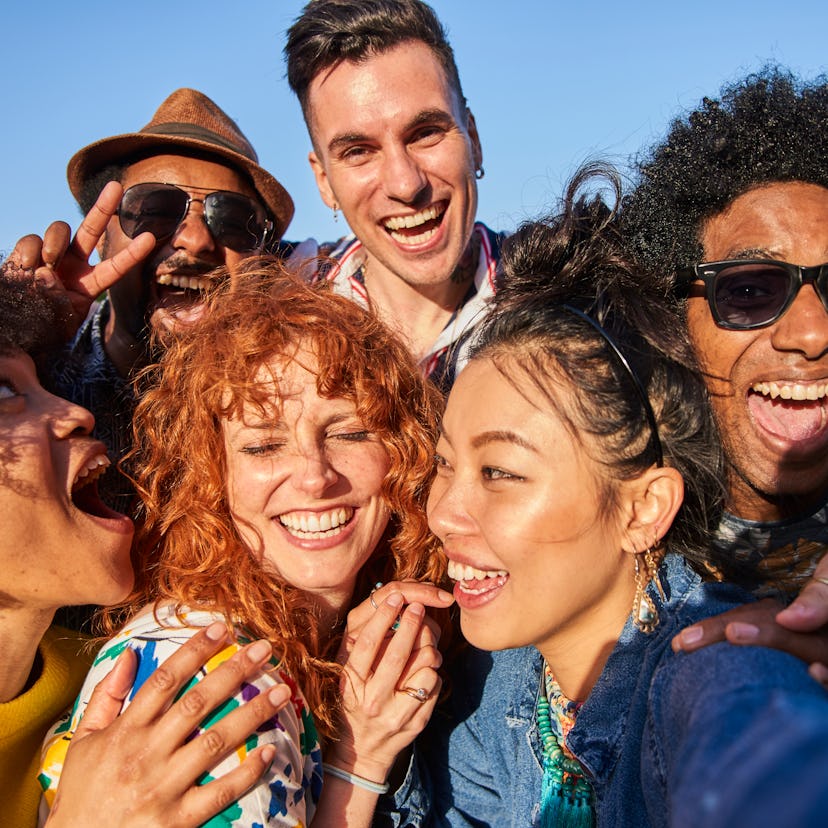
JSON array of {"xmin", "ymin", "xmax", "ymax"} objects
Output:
[
  {"xmin": 118, "ymin": 182, "xmax": 273, "ymax": 252},
  {"xmin": 676, "ymin": 259, "xmax": 828, "ymax": 330}
]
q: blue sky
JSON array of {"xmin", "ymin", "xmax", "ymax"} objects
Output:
[{"xmin": 2, "ymin": 0, "xmax": 826, "ymax": 258}]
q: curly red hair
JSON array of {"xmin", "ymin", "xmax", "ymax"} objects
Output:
[{"xmin": 105, "ymin": 260, "xmax": 445, "ymax": 742}]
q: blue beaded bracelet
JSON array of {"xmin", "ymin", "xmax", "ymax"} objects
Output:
[{"xmin": 322, "ymin": 762, "xmax": 390, "ymax": 794}]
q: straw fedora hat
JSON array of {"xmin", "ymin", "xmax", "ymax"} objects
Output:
[{"xmin": 67, "ymin": 88, "xmax": 294, "ymax": 239}]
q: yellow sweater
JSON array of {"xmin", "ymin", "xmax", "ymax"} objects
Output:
[{"xmin": 0, "ymin": 627, "xmax": 93, "ymax": 828}]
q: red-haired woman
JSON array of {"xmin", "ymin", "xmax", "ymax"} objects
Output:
[{"xmin": 40, "ymin": 263, "xmax": 451, "ymax": 827}]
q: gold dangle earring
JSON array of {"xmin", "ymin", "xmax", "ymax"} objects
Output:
[{"xmin": 632, "ymin": 543, "xmax": 665, "ymax": 634}]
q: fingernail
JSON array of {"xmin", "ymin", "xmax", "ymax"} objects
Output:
[
  {"xmin": 205, "ymin": 621, "xmax": 226, "ymax": 641},
  {"xmin": 247, "ymin": 639, "xmax": 272, "ymax": 662},
  {"xmin": 438, "ymin": 589, "xmax": 454, "ymax": 603},
  {"xmin": 406, "ymin": 602, "xmax": 425, "ymax": 618},
  {"xmin": 386, "ymin": 592, "xmax": 404, "ymax": 608},
  {"xmin": 681, "ymin": 626, "xmax": 703, "ymax": 645},
  {"xmin": 779, "ymin": 603, "xmax": 809, "ymax": 620},
  {"xmin": 260, "ymin": 743, "xmax": 277, "ymax": 771},
  {"xmin": 728, "ymin": 622, "xmax": 760, "ymax": 642},
  {"xmin": 268, "ymin": 685, "xmax": 290, "ymax": 706}
]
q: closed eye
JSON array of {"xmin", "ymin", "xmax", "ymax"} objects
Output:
[
  {"xmin": 241, "ymin": 442, "xmax": 286, "ymax": 456},
  {"xmin": 330, "ymin": 430, "xmax": 370, "ymax": 442}
]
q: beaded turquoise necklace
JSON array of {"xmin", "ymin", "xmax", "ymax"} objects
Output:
[{"xmin": 536, "ymin": 662, "xmax": 594, "ymax": 828}]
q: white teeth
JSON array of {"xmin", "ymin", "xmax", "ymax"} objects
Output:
[
  {"xmin": 384, "ymin": 204, "xmax": 442, "ymax": 231},
  {"xmin": 389, "ymin": 226, "xmax": 438, "ymax": 246},
  {"xmin": 447, "ymin": 559, "xmax": 508, "ymax": 581},
  {"xmin": 751, "ymin": 381, "xmax": 828, "ymax": 401},
  {"xmin": 72, "ymin": 455, "xmax": 109, "ymax": 491},
  {"xmin": 156, "ymin": 274, "xmax": 212, "ymax": 291},
  {"xmin": 279, "ymin": 506, "xmax": 353, "ymax": 537}
]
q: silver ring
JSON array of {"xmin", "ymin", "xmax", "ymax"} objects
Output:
[
  {"xmin": 369, "ymin": 582, "xmax": 383, "ymax": 610},
  {"xmin": 400, "ymin": 686, "xmax": 430, "ymax": 703},
  {"xmin": 812, "ymin": 576, "xmax": 828, "ymax": 587}
]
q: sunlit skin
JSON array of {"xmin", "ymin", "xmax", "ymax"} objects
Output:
[
  {"xmin": 0, "ymin": 352, "xmax": 134, "ymax": 700},
  {"xmin": 223, "ymin": 349, "xmax": 391, "ymax": 627},
  {"xmin": 427, "ymin": 358, "xmax": 638, "ymax": 700},
  {"xmin": 689, "ymin": 182, "xmax": 828, "ymax": 521},
  {"xmin": 305, "ymin": 41, "xmax": 483, "ymax": 359},
  {"xmin": 101, "ymin": 154, "xmax": 263, "ymax": 376}
]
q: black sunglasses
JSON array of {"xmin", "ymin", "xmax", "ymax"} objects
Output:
[
  {"xmin": 118, "ymin": 182, "xmax": 272, "ymax": 252},
  {"xmin": 676, "ymin": 259, "xmax": 828, "ymax": 330}
]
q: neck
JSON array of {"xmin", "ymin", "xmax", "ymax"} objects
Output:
[
  {"xmin": 0, "ymin": 608, "xmax": 53, "ymax": 703},
  {"xmin": 104, "ymin": 312, "xmax": 148, "ymax": 378},
  {"xmin": 362, "ymin": 235, "xmax": 480, "ymax": 363},
  {"xmin": 537, "ymin": 586, "xmax": 634, "ymax": 702},
  {"xmin": 726, "ymin": 468, "xmax": 827, "ymax": 523},
  {"xmin": 311, "ymin": 585, "xmax": 355, "ymax": 646}
]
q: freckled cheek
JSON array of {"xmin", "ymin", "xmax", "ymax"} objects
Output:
[{"xmin": 224, "ymin": 459, "xmax": 285, "ymax": 517}]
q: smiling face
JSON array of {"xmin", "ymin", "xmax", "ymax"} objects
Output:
[
  {"xmin": 306, "ymin": 40, "xmax": 482, "ymax": 298},
  {"xmin": 0, "ymin": 352, "xmax": 134, "ymax": 612},
  {"xmin": 222, "ymin": 349, "xmax": 391, "ymax": 618},
  {"xmin": 688, "ymin": 181, "xmax": 828, "ymax": 520},
  {"xmin": 427, "ymin": 357, "xmax": 636, "ymax": 693},
  {"xmin": 103, "ymin": 153, "xmax": 263, "ymax": 345}
]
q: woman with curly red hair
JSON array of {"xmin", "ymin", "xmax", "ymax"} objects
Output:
[{"xmin": 40, "ymin": 261, "xmax": 451, "ymax": 827}]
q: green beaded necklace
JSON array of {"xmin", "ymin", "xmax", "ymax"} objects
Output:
[{"xmin": 536, "ymin": 663, "xmax": 594, "ymax": 828}]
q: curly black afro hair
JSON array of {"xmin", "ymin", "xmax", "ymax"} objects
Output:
[
  {"xmin": 621, "ymin": 66, "xmax": 828, "ymax": 287},
  {"xmin": 0, "ymin": 274, "xmax": 63, "ymax": 357}
]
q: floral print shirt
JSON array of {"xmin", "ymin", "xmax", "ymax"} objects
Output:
[{"xmin": 39, "ymin": 605, "xmax": 322, "ymax": 827}]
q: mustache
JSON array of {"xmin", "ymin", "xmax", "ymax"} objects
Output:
[{"xmin": 151, "ymin": 253, "xmax": 223, "ymax": 278}]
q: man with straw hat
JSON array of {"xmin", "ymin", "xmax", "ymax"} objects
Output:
[{"xmin": 3, "ymin": 88, "xmax": 293, "ymax": 514}]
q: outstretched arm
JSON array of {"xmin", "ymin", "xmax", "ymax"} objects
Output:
[{"xmin": 672, "ymin": 565, "xmax": 828, "ymax": 688}]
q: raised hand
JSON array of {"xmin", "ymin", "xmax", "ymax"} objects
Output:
[
  {"xmin": 331, "ymin": 581, "xmax": 453, "ymax": 783},
  {"xmin": 2, "ymin": 182, "xmax": 154, "ymax": 338},
  {"xmin": 44, "ymin": 622, "xmax": 290, "ymax": 828}
]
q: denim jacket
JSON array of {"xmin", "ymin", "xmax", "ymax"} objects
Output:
[{"xmin": 383, "ymin": 555, "xmax": 828, "ymax": 827}]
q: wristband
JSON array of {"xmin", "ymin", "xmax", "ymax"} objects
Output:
[{"xmin": 322, "ymin": 762, "xmax": 390, "ymax": 794}]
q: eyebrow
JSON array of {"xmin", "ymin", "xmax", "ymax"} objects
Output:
[
  {"xmin": 326, "ymin": 108, "xmax": 457, "ymax": 154},
  {"xmin": 438, "ymin": 424, "xmax": 537, "ymax": 453},
  {"xmin": 471, "ymin": 430, "xmax": 539, "ymax": 452},
  {"xmin": 717, "ymin": 246, "xmax": 777, "ymax": 260}
]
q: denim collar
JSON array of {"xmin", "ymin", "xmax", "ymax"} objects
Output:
[{"xmin": 562, "ymin": 555, "xmax": 700, "ymax": 783}]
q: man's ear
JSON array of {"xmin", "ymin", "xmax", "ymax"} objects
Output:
[
  {"xmin": 308, "ymin": 150, "xmax": 337, "ymax": 210},
  {"xmin": 466, "ymin": 109, "xmax": 483, "ymax": 172},
  {"xmin": 620, "ymin": 465, "xmax": 684, "ymax": 553}
]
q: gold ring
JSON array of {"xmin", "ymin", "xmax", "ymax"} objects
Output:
[
  {"xmin": 400, "ymin": 686, "xmax": 430, "ymax": 703},
  {"xmin": 812, "ymin": 576, "xmax": 828, "ymax": 587}
]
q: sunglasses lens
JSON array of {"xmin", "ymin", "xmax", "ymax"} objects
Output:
[
  {"xmin": 119, "ymin": 184, "xmax": 189, "ymax": 240},
  {"xmin": 713, "ymin": 263, "xmax": 792, "ymax": 328},
  {"xmin": 203, "ymin": 192, "xmax": 268, "ymax": 252}
]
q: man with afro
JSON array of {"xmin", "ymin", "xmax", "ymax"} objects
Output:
[{"xmin": 623, "ymin": 67, "xmax": 828, "ymax": 678}]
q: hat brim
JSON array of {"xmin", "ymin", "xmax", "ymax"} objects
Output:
[{"xmin": 67, "ymin": 132, "xmax": 294, "ymax": 240}]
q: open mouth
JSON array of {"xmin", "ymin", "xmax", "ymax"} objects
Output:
[
  {"xmin": 70, "ymin": 455, "xmax": 118, "ymax": 519},
  {"xmin": 447, "ymin": 559, "xmax": 509, "ymax": 595},
  {"xmin": 155, "ymin": 273, "xmax": 215, "ymax": 302},
  {"xmin": 748, "ymin": 380, "xmax": 828, "ymax": 443},
  {"xmin": 278, "ymin": 506, "xmax": 355, "ymax": 539},
  {"xmin": 383, "ymin": 202, "xmax": 446, "ymax": 246}
]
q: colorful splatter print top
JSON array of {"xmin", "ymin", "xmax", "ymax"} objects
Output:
[{"xmin": 38, "ymin": 605, "xmax": 323, "ymax": 827}]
